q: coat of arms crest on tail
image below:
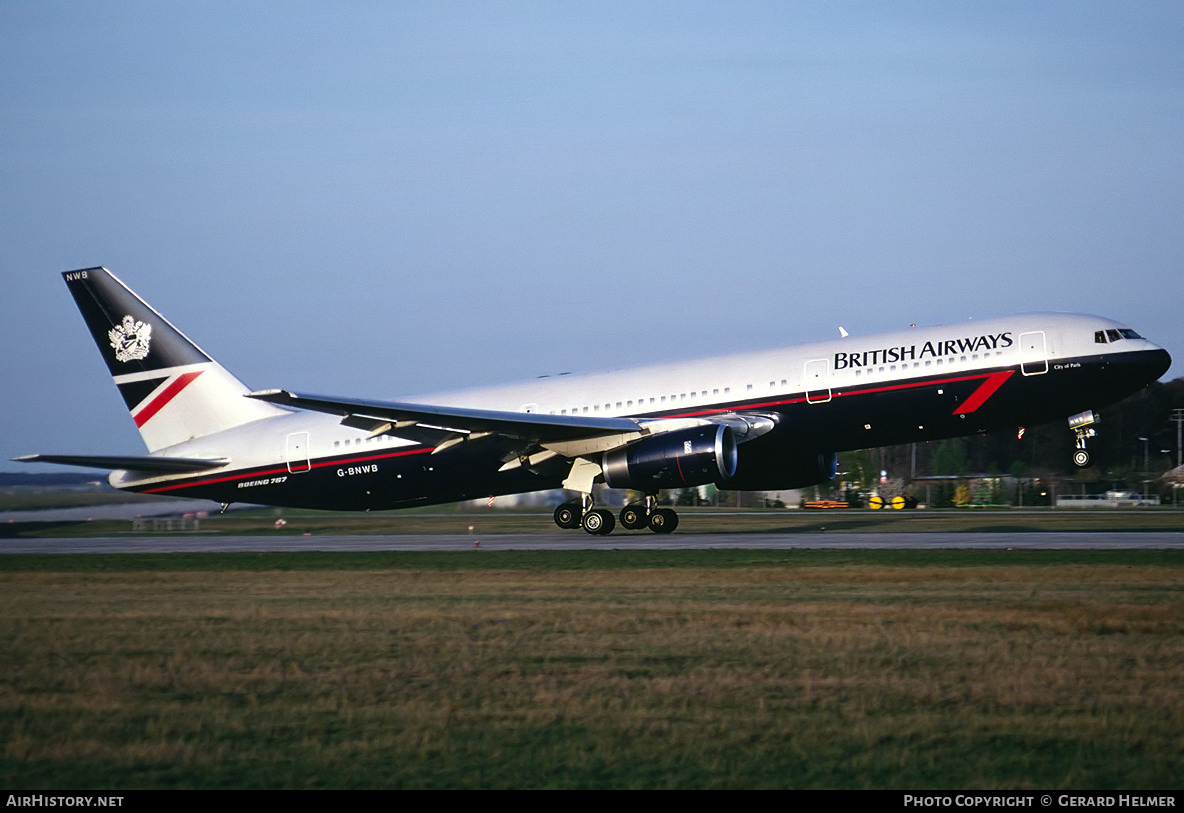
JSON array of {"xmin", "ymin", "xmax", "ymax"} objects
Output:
[{"xmin": 108, "ymin": 314, "xmax": 152, "ymax": 362}]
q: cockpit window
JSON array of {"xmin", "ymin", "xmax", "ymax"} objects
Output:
[{"xmin": 1095, "ymin": 327, "xmax": 1144, "ymax": 343}]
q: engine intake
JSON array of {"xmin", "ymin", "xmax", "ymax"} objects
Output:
[{"xmin": 603, "ymin": 425, "xmax": 737, "ymax": 490}]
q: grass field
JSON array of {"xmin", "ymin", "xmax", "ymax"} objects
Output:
[{"xmin": 1, "ymin": 549, "xmax": 1181, "ymax": 789}]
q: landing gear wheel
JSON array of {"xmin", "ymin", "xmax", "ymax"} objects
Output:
[
  {"xmin": 554, "ymin": 501, "xmax": 583, "ymax": 529},
  {"xmin": 582, "ymin": 508, "xmax": 616, "ymax": 536},
  {"xmin": 619, "ymin": 504, "xmax": 648, "ymax": 530},
  {"xmin": 648, "ymin": 508, "xmax": 679, "ymax": 534},
  {"xmin": 1068, "ymin": 411, "xmax": 1099, "ymax": 471}
]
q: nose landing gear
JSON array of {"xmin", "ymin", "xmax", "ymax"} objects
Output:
[{"xmin": 1069, "ymin": 410, "xmax": 1099, "ymax": 469}]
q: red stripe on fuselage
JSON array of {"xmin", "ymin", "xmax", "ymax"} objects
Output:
[
  {"xmin": 132, "ymin": 371, "xmax": 203, "ymax": 428},
  {"xmin": 952, "ymin": 370, "xmax": 1014, "ymax": 415},
  {"xmin": 140, "ymin": 446, "xmax": 435, "ymax": 493},
  {"xmin": 669, "ymin": 369, "xmax": 1016, "ymax": 419}
]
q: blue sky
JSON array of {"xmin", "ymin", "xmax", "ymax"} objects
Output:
[{"xmin": 2, "ymin": 1, "xmax": 1182, "ymax": 467}]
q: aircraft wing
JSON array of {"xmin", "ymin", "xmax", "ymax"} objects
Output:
[
  {"xmin": 247, "ymin": 389, "xmax": 644, "ymax": 445},
  {"xmin": 13, "ymin": 454, "xmax": 230, "ymax": 473},
  {"xmin": 247, "ymin": 390, "xmax": 780, "ymax": 475}
]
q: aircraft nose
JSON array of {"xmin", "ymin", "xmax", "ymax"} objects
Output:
[
  {"xmin": 1148, "ymin": 347, "xmax": 1172, "ymax": 381},
  {"xmin": 1104, "ymin": 345, "xmax": 1172, "ymax": 395}
]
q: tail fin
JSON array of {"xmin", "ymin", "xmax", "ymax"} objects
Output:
[{"xmin": 63, "ymin": 267, "xmax": 287, "ymax": 452}]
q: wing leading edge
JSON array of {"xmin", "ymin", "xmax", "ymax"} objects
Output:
[
  {"xmin": 246, "ymin": 389, "xmax": 644, "ymax": 442},
  {"xmin": 246, "ymin": 389, "xmax": 777, "ymax": 464}
]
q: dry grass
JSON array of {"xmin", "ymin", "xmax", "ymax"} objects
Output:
[{"xmin": 1, "ymin": 559, "xmax": 1182, "ymax": 788}]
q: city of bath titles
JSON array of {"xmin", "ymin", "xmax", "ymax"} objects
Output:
[{"xmin": 833, "ymin": 332, "xmax": 1014, "ymax": 371}]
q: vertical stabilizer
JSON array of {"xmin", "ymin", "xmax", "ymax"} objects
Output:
[{"xmin": 62, "ymin": 267, "xmax": 287, "ymax": 452}]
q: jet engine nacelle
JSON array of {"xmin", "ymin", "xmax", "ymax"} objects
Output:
[{"xmin": 603, "ymin": 425, "xmax": 738, "ymax": 490}]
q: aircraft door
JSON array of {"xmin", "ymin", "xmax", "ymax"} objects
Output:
[
  {"xmin": 1018, "ymin": 331, "xmax": 1048, "ymax": 376},
  {"xmin": 286, "ymin": 432, "xmax": 311, "ymax": 473},
  {"xmin": 805, "ymin": 359, "xmax": 832, "ymax": 403}
]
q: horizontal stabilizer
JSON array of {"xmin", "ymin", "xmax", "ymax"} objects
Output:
[{"xmin": 13, "ymin": 454, "xmax": 230, "ymax": 473}]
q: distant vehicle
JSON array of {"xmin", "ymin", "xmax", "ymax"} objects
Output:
[
  {"xmin": 16, "ymin": 267, "xmax": 1171, "ymax": 535},
  {"xmin": 1056, "ymin": 491, "xmax": 1161, "ymax": 508},
  {"xmin": 803, "ymin": 500, "xmax": 849, "ymax": 510},
  {"xmin": 867, "ymin": 496, "xmax": 918, "ymax": 510}
]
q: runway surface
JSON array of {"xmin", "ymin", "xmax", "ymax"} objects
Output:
[{"xmin": 4, "ymin": 531, "xmax": 1183, "ymax": 553}]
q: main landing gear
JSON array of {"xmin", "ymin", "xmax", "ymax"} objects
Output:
[
  {"xmin": 553, "ymin": 494, "xmax": 678, "ymax": 535},
  {"xmin": 1068, "ymin": 410, "xmax": 1100, "ymax": 468}
]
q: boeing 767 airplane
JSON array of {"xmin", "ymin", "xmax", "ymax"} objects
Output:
[{"xmin": 15, "ymin": 267, "xmax": 1172, "ymax": 534}]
